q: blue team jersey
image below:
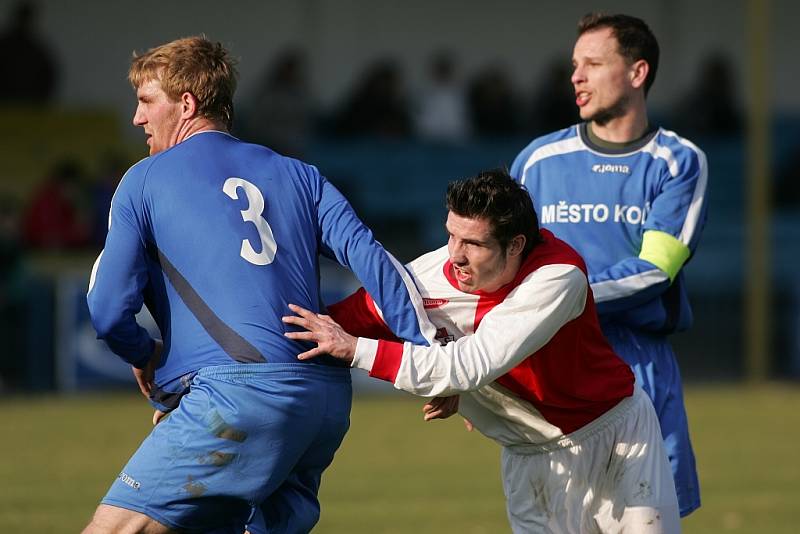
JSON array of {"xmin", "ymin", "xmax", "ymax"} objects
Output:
[
  {"xmin": 511, "ymin": 123, "xmax": 708, "ymax": 333},
  {"xmin": 88, "ymin": 131, "xmax": 433, "ymax": 386}
]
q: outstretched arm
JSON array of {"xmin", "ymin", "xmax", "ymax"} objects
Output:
[{"xmin": 284, "ymin": 263, "xmax": 587, "ymax": 398}]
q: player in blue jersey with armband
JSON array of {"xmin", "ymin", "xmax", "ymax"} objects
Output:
[
  {"xmin": 83, "ymin": 37, "xmax": 434, "ymax": 534},
  {"xmin": 511, "ymin": 13, "xmax": 707, "ymax": 517}
]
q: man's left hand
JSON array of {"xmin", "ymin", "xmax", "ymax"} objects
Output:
[{"xmin": 423, "ymin": 395, "xmax": 460, "ymax": 421}]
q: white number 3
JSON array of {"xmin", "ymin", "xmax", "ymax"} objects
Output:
[{"xmin": 223, "ymin": 177, "xmax": 278, "ymax": 265}]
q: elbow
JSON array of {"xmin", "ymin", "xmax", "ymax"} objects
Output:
[
  {"xmin": 87, "ymin": 296, "xmax": 121, "ymax": 341},
  {"xmin": 90, "ymin": 313, "xmax": 118, "ymax": 341}
]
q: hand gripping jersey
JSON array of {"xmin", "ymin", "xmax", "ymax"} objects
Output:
[
  {"xmin": 510, "ymin": 124, "xmax": 708, "ymax": 333},
  {"xmin": 329, "ymin": 229, "xmax": 634, "ymax": 446},
  {"xmin": 87, "ymin": 131, "xmax": 433, "ymax": 389}
]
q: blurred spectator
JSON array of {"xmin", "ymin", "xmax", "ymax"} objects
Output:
[
  {"xmin": 414, "ymin": 51, "xmax": 470, "ymax": 143},
  {"xmin": 0, "ymin": 0, "xmax": 59, "ymax": 105},
  {"xmin": 335, "ymin": 59, "xmax": 412, "ymax": 138},
  {"xmin": 242, "ymin": 48, "xmax": 314, "ymax": 158},
  {"xmin": 0, "ymin": 194, "xmax": 26, "ymax": 390},
  {"xmin": 526, "ymin": 59, "xmax": 578, "ymax": 135},
  {"xmin": 467, "ymin": 65, "xmax": 521, "ymax": 136},
  {"xmin": 22, "ymin": 159, "xmax": 90, "ymax": 249},
  {"xmin": 672, "ymin": 53, "xmax": 742, "ymax": 135}
]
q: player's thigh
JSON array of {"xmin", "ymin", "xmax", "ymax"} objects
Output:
[
  {"xmin": 82, "ymin": 504, "xmax": 174, "ymax": 534},
  {"xmin": 500, "ymin": 449, "xmax": 561, "ymax": 533},
  {"xmin": 592, "ymin": 392, "xmax": 680, "ymax": 532},
  {"xmin": 101, "ymin": 376, "xmax": 285, "ymax": 531},
  {"xmin": 247, "ymin": 376, "xmax": 352, "ymax": 534}
]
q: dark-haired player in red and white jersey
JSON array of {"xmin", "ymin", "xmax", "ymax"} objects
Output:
[{"xmin": 283, "ymin": 169, "xmax": 680, "ymax": 533}]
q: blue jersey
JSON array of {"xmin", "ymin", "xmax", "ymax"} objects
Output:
[
  {"xmin": 88, "ymin": 131, "xmax": 433, "ymax": 387},
  {"xmin": 511, "ymin": 123, "xmax": 708, "ymax": 334}
]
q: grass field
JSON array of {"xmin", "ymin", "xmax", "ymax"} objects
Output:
[{"xmin": 1, "ymin": 384, "xmax": 798, "ymax": 533}]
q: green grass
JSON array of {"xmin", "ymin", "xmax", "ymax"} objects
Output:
[{"xmin": 1, "ymin": 385, "xmax": 798, "ymax": 533}]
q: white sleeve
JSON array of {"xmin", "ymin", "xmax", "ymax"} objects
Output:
[{"xmin": 354, "ymin": 264, "xmax": 587, "ymax": 397}]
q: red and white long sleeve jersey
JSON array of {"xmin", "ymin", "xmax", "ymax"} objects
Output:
[{"xmin": 329, "ymin": 229, "xmax": 634, "ymax": 447}]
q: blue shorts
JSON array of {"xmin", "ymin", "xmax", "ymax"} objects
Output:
[
  {"xmin": 602, "ymin": 323, "xmax": 701, "ymax": 517},
  {"xmin": 102, "ymin": 363, "xmax": 352, "ymax": 533}
]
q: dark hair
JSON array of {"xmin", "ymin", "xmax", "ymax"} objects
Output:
[
  {"xmin": 578, "ymin": 13, "xmax": 659, "ymax": 95},
  {"xmin": 130, "ymin": 36, "xmax": 238, "ymax": 129},
  {"xmin": 446, "ymin": 169, "xmax": 541, "ymax": 256}
]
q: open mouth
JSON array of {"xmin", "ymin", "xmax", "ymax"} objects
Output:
[
  {"xmin": 453, "ymin": 265, "xmax": 471, "ymax": 283},
  {"xmin": 575, "ymin": 91, "xmax": 590, "ymax": 107}
]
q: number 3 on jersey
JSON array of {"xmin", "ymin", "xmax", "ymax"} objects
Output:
[{"xmin": 223, "ymin": 177, "xmax": 277, "ymax": 266}]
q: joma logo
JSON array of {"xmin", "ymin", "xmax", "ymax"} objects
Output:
[{"xmin": 592, "ymin": 163, "xmax": 630, "ymax": 174}]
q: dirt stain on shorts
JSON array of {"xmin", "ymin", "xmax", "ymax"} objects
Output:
[
  {"xmin": 184, "ymin": 475, "xmax": 207, "ymax": 497},
  {"xmin": 199, "ymin": 450, "xmax": 238, "ymax": 467},
  {"xmin": 204, "ymin": 409, "xmax": 248, "ymax": 442}
]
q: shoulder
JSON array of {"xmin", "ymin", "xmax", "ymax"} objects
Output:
[
  {"xmin": 510, "ymin": 258, "xmax": 588, "ymax": 307},
  {"xmin": 113, "ymin": 157, "xmax": 154, "ymax": 203},
  {"xmin": 648, "ymin": 128, "xmax": 708, "ymax": 177},
  {"xmin": 406, "ymin": 246, "xmax": 449, "ymax": 281},
  {"xmin": 517, "ymin": 230, "xmax": 588, "ymax": 281},
  {"xmin": 511, "ymin": 124, "xmax": 584, "ymax": 177}
]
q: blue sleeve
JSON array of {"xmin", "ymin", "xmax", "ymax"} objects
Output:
[
  {"xmin": 313, "ymin": 171, "xmax": 433, "ymax": 346},
  {"xmin": 589, "ymin": 142, "xmax": 709, "ymax": 314},
  {"xmin": 86, "ymin": 162, "xmax": 155, "ymax": 367}
]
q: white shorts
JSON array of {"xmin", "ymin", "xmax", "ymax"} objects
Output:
[{"xmin": 501, "ymin": 388, "xmax": 680, "ymax": 534}]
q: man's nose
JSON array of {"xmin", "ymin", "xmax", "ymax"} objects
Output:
[
  {"xmin": 449, "ymin": 243, "xmax": 466, "ymax": 263},
  {"xmin": 571, "ymin": 65, "xmax": 584, "ymax": 85},
  {"xmin": 132, "ymin": 106, "xmax": 145, "ymax": 126}
]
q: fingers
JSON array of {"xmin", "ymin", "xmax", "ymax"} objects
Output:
[
  {"xmin": 297, "ymin": 347, "xmax": 326, "ymax": 361},
  {"xmin": 281, "ymin": 315, "xmax": 311, "ymax": 329},
  {"xmin": 152, "ymin": 410, "xmax": 167, "ymax": 426},
  {"xmin": 133, "ymin": 369, "xmax": 151, "ymax": 398},
  {"xmin": 422, "ymin": 397, "xmax": 459, "ymax": 421},
  {"xmin": 286, "ymin": 303, "xmax": 317, "ymax": 319},
  {"xmin": 423, "ymin": 408, "xmax": 445, "ymax": 421},
  {"xmin": 463, "ymin": 418, "xmax": 474, "ymax": 432},
  {"xmin": 284, "ymin": 331, "xmax": 318, "ymax": 342}
]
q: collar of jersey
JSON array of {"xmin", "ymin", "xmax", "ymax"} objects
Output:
[{"xmin": 579, "ymin": 122, "xmax": 658, "ymax": 155}]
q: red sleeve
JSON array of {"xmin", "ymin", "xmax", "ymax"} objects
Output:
[{"xmin": 328, "ymin": 288, "xmax": 401, "ymax": 342}]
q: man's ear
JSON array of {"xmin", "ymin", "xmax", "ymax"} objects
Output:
[
  {"xmin": 630, "ymin": 59, "xmax": 649, "ymax": 90},
  {"xmin": 179, "ymin": 91, "xmax": 198, "ymax": 119},
  {"xmin": 508, "ymin": 235, "xmax": 526, "ymax": 258}
]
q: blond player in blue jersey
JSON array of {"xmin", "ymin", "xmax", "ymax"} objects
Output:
[
  {"xmin": 83, "ymin": 36, "xmax": 432, "ymax": 533},
  {"xmin": 510, "ymin": 13, "xmax": 707, "ymax": 517}
]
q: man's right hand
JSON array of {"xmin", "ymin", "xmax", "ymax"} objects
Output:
[
  {"xmin": 132, "ymin": 339, "xmax": 162, "ymax": 399},
  {"xmin": 282, "ymin": 304, "xmax": 357, "ymax": 364}
]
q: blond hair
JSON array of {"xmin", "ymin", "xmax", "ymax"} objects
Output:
[{"xmin": 129, "ymin": 36, "xmax": 238, "ymax": 128}]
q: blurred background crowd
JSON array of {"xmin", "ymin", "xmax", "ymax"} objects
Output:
[{"xmin": 1, "ymin": 0, "xmax": 799, "ymax": 394}]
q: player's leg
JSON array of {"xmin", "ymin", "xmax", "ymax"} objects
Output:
[
  {"xmin": 92, "ymin": 369, "xmax": 278, "ymax": 532},
  {"xmin": 500, "ymin": 448, "xmax": 552, "ymax": 533},
  {"xmin": 591, "ymin": 388, "xmax": 681, "ymax": 534},
  {"xmin": 246, "ymin": 369, "xmax": 352, "ymax": 534},
  {"xmin": 603, "ymin": 324, "xmax": 701, "ymax": 516},
  {"xmin": 82, "ymin": 504, "xmax": 174, "ymax": 534}
]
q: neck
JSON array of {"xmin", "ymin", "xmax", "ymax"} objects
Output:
[
  {"xmin": 590, "ymin": 97, "xmax": 649, "ymax": 143},
  {"xmin": 175, "ymin": 116, "xmax": 228, "ymax": 145}
]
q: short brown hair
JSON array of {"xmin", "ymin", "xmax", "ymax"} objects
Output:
[
  {"xmin": 446, "ymin": 169, "xmax": 541, "ymax": 257},
  {"xmin": 129, "ymin": 36, "xmax": 238, "ymax": 128},
  {"xmin": 578, "ymin": 13, "xmax": 659, "ymax": 95}
]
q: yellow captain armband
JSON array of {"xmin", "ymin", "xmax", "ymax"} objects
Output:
[{"xmin": 638, "ymin": 230, "xmax": 690, "ymax": 282}]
